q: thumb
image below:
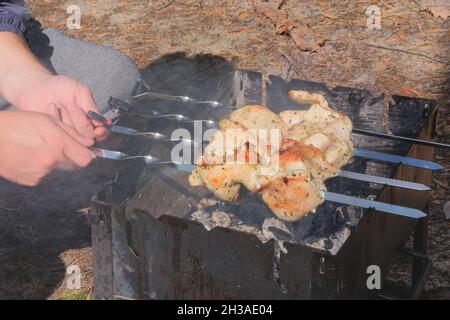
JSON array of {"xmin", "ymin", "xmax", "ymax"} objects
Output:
[
  {"xmin": 75, "ymin": 84, "xmax": 112, "ymax": 127},
  {"xmin": 75, "ymin": 83, "xmax": 98, "ymax": 114}
]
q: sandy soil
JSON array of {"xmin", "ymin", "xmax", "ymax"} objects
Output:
[{"xmin": 0, "ymin": 0, "xmax": 447, "ymax": 299}]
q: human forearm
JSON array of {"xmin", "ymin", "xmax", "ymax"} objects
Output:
[{"xmin": 0, "ymin": 32, "xmax": 52, "ymax": 105}]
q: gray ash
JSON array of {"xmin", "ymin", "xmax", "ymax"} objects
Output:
[{"xmin": 188, "ymin": 193, "xmax": 364, "ymax": 255}]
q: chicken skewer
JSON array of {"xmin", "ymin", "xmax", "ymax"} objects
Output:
[
  {"xmin": 91, "ymin": 146, "xmax": 429, "ymax": 192},
  {"xmin": 132, "ymin": 90, "xmax": 449, "ymax": 149},
  {"xmin": 92, "ymin": 147, "xmax": 426, "ymax": 219},
  {"xmin": 188, "ymin": 94, "xmax": 433, "ymax": 221},
  {"xmin": 90, "ymin": 94, "xmax": 434, "ymax": 221},
  {"xmin": 107, "ymin": 99, "xmax": 443, "ymax": 171}
]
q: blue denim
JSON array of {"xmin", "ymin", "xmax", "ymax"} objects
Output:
[{"xmin": 0, "ymin": 1, "xmax": 30, "ymax": 38}]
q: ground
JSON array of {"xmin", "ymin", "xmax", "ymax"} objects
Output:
[{"xmin": 0, "ymin": 0, "xmax": 448, "ymax": 299}]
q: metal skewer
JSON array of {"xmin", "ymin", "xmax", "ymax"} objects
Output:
[
  {"xmin": 353, "ymin": 148, "xmax": 443, "ymax": 170},
  {"xmin": 91, "ymin": 147, "xmax": 427, "ymax": 219},
  {"xmin": 109, "ymin": 125, "xmax": 195, "ymax": 143},
  {"xmin": 131, "ymin": 92, "xmax": 449, "ymax": 149},
  {"xmin": 87, "ymin": 111, "xmax": 197, "ymax": 144},
  {"xmin": 90, "ymin": 107, "xmax": 444, "ymax": 171},
  {"xmin": 123, "ymin": 109, "xmax": 450, "ymax": 160},
  {"xmin": 353, "ymin": 128, "xmax": 450, "ymax": 150},
  {"xmin": 91, "ymin": 148, "xmax": 196, "ymax": 172},
  {"xmin": 98, "ymin": 105, "xmax": 218, "ymax": 128},
  {"xmin": 92, "ymin": 146, "xmax": 429, "ymax": 191},
  {"xmin": 337, "ymin": 170, "xmax": 430, "ymax": 191},
  {"xmin": 323, "ymin": 192, "xmax": 426, "ymax": 219},
  {"xmin": 133, "ymin": 91, "xmax": 237, "ymax": 109},
  {"xmin": 118, "ymin": 110, "xmax": 218, "ymax": 128}
]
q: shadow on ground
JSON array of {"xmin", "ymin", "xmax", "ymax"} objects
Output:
[{"xmin": 0, "ymin": 165, "xmax": 113, "ymax": 299}]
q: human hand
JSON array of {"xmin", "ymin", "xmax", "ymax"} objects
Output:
[
  {"xmin": 0, "ymin": 32, "xmax": 110, "ymax": 140},
  {"xmin": 0, "ymin": 110, "xmax": 96, "ymax": 186},
  {"xmin": 2, "ymin": 70, "xmax": 110, "ymax": 140}
]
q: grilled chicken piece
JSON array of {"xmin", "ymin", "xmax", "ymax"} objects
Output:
[
  {"xmin": 287, "ymin": 123, "xmax": 353, "ymax": 173},
  {"xmin": 282, "ymin": 90, "xmax": 352, "ymax": 132},
  {"xmin": 190, "ymin": 91, "xmax": 353, "ymax": 221},
  {"xmin": 261, "ymin": 139, "xmax": 326, "ymax": 220},
  {"xmin": 200, "ymin": 118, "xmax": 269, "ymax": 166},
  {"xmin": 280, "ymin": 110, "xmax": 306, "ymax": 128},
  {"xmin": 288, "ymin": 90, "xmax": 330, "ymax": 109},
  {"xmin": 279, "ymin": 138, "xmax": 339, "ymax": 180},
  {"xmin": 191, "ymin": 139, "xmax": 327, "ymax": 219},
  {"xmin": 283, "ymin": 90, "xmax": 354, "ymax": 173},
  {"xmin": 190, "ymin": 164, "xmax": 258, "ymax": 201},
  {"xmin": 191, "ymin": 109, "xmax": 270, "ymax": 201},
  {"xmin": 261, "ymin": 173, "xmax": 325, "ymax": 221},
  {"xmin": 229, "ymin": 105, "xmax": 288, "ymax": 137}
]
